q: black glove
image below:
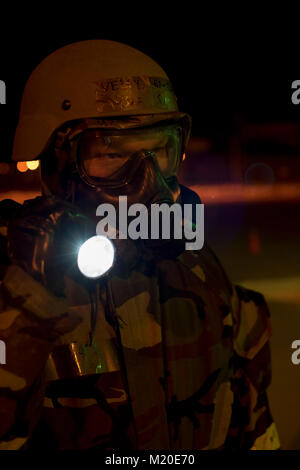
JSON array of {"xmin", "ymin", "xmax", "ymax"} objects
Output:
[{"xmin": 7, "ymin": 196, "xmax": 93, "ymax": 296}]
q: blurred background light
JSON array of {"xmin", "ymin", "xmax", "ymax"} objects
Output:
[
  {"xmin": 26, "ymin": 160, "xmax": 39, "ymax": 171},
  {"xmin": 16, "ymin": 162, "xmax": 28, "ymax": 173},
  {"xmin": 16, "ymin": 161, "xmax": 39, "ymax": 173}
]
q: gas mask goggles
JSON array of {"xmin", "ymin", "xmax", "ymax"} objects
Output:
[{"xmin": 76, "ymin": 124, "xmax": 182, "ymax": 183}]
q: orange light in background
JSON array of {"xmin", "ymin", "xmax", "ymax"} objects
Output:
[
  {"xmin": 27, "ymin": 160, "xmax": 39, "ymax": 171},
  {"xmin": 17, "ymin": 162, "xmax": 28, "ymax": 173},
  {"xmin": 182, "ymin": 153, "xmax": 186, "ymax": 161}
]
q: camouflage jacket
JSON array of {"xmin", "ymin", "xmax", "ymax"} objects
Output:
[{"xmin": 0, "ymin": 205, "xmax": 280, "ymax": 450}]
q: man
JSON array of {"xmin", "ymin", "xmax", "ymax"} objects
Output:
[{"xmin": 0, "ymin": 40, "xmax": 280, "ymax": 450}]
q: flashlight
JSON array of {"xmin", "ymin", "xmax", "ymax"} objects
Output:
[{"xmin": 77, "ymin": 235, "xmax": 115, "ymax": 279}]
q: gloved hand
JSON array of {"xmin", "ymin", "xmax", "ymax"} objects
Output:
[{"xmin": 7, "ymin": 196, "xmax": 93, "ymax": 296}]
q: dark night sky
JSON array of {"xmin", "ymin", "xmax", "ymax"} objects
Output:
[{"xmin": 0, "ymin": 35, "xmax": 299, "ymax": 161}]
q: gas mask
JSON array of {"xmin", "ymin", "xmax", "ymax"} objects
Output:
[{"xmin": 40, "ymin": 116, "xmax": 188, "ymax": 216}]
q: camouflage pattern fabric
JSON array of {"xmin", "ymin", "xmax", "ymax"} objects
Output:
[{"xmin": 0, "ymin": 205, "xmax": 280, "ymax": 450}]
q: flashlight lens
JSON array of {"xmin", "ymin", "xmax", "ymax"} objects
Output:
[{"xmin": 77, "ymin": 235, "xmax": 114, "ymax": 279}]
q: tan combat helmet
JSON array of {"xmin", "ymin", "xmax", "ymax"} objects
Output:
[{"xmin": 12, "ymin": 39, "xmax": 192, "ymax": 162}]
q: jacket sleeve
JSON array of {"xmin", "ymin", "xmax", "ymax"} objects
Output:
[
  {"xmin": 0, "ymin": 263, "xmax": 81, "ymax": 449},
  {"xmin": 226, "ymin": 284, "xmax": 280, "ymax": 450}
]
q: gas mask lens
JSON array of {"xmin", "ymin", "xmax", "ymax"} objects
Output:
[{"xmin": 77, "ymin": 125, "xmax": 182, "ymax": 181}]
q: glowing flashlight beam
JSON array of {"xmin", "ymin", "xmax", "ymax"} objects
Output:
[{"xmin": 77, "ymin": 235, "xmax": 114, "ymax": 279}]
